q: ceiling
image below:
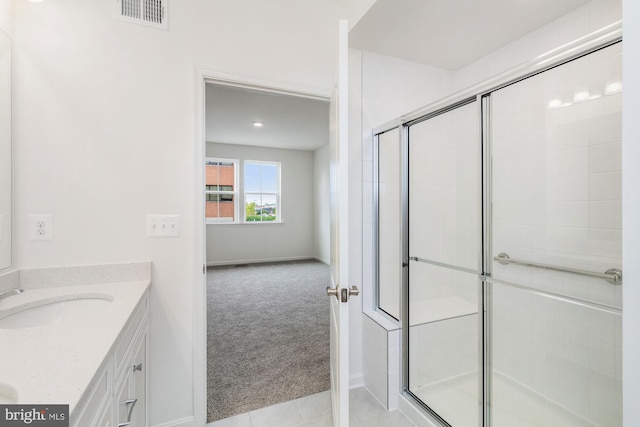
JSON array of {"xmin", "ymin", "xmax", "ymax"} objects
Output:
[
  {"xmin": 206, "ymin": 0, "xmax": 594, "ymax": 148},
  {"xmin": 349, "ymin": 0, "xmax": 593, "ymax": 70},
  {"xmin": 206, "ymin": 84, "xmax": 329, "ymax": 151}
]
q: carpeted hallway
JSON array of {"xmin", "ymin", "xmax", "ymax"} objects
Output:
[{"xmin": 206, "ymin": 259, "xmax": 331, "ymax": 423}]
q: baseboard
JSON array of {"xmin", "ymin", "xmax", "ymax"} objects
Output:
[
  {"xmin": 350, "ymin": 373, "xmax": 365, "ymax": 389},
  {"xmin": 314, "ymin": 256, "xmax": 330, "ymax": 265},
  {"xmin": 152, "ymin": 416, "xmax": 195, "ymax": 427},
  {"xmin": 206, "ymin": 256, "xmax": 316, "ymax": 267}
]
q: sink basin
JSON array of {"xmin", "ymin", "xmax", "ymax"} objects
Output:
[
  {"xmin": 0, "ymin": 383, "xmax": 18, "ymax": 404},
  {"xmin": 0, "ymin": 294, "xmax": 113, "ymax": 329}
]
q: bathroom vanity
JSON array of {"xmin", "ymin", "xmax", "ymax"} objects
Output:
[{"xmin": 0, "ymin": 262, "xmax": 150, "ymax": 427}]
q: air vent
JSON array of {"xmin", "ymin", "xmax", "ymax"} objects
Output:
[{"xmin": 114, "ymin": 0, "xmax": 168, "ymax": 30}]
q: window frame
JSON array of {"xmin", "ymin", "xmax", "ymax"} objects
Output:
[
  {"xmin": 205, "ymin": 157, "xmax": 239, "ymax": 224},
  {"xmin": 243, "ymin": 160, "xmax": 282, "ymax": 224}
]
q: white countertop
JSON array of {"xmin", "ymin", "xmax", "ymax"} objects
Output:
[{"xmin": 0, "ymin": 279, "xmax": 150, "ymax": 413}]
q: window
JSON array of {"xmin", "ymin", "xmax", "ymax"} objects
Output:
[
  {"xmin": 205, "ymin": 158, "xmax": 238, "ymax": 223},
  {"xmin": 205, "ymin": 158, "xmax": 281, "ymax": 224},
  {"xmin": 244, "ymin": 161, "xmax": 280, "ymax": 222}
]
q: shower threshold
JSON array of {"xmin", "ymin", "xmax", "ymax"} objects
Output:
[{"xmin": 413, "ymin": 372, "xmax": 607, "ymax": 427}]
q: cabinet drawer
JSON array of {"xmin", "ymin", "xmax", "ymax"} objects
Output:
[{"xmin": 114, "ymin": 294, "xmax": 148, "ymax": 370}]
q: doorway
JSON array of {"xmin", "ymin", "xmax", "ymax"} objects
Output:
[{"xmin": 202, "ymin": 81, "xmax": 332, "ymax": 423}]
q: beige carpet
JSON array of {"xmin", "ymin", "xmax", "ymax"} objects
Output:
[{"xmin": 206, "ymin": 260, "xmax": 330, "ymax": 423}]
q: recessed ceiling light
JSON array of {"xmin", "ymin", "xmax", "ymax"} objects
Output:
[
  {"xmin": 253, "ymin": 121, "xmax": 264, "ymax": 128},
  {"xmin": 28, "ymin": 0, "xmax": 44, "ymax": 3}
]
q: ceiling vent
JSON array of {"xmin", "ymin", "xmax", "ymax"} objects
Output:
[{"xmin": 114, "ymin": 0, "xmax": 168, "ymax": 31}]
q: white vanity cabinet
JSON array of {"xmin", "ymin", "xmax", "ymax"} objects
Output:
[
  {"xmin": 71, "ymin": 291, "xmax": 149, "ymax": 427},
  {"xmin": 115, "ymin": 327, "xmax": 148, "ymax": 427}
]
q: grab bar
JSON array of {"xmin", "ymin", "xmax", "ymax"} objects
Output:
[{"xmin": 493, "ymin": 252, "xmax": 622, "ymax": 285}]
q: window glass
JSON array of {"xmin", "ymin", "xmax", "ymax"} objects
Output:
[
  {"xmin": 244, "ymin": 161, "xmax": 280, "ymax": 222},
  {"xmin": 205, "ymin": 158, "xmax": 237, "ymax": 223}
]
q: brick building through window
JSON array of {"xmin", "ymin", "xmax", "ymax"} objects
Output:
[{"xmin": 206, "ymin": 160, "xmax": 236, "ymax": 222}]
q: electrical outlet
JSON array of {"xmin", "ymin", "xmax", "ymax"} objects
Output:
[
  {"xmin": 146, "ymin": 215, "xmax": 180, "ymax": 237},
  {"xmin": 29, "ymin": 214, "xmax": 53, "ymax": 241}
]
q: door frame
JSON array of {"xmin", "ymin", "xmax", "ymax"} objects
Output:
[{"xmin": 193, "ymin": 69, "xmax": 330, "ymax": 425}]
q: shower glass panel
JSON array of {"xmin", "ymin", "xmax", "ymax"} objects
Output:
[
  {"xmin": 489, "ymin": 42, "xmax": 622, "ymax": 427},
  {"xmin": 376, "ymin": 128, "xmax": 402, "ymax": 320},
  {"xmin": 407, "ymin": 100, "xmax": 480, "ymax": 426}
]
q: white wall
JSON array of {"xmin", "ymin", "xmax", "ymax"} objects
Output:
[
  {"xmin": 0, "ymin": 0, "xmax": 12, "ymax": 273},
  {"xmin": 12, "ymin": 1, "xmax": 344, "ymax": 425},
  {"xmin": 0, "ymin": 0, "xmax": 13, "ymax": 37},
  {"xmin": 622, "ymin": 1, "xmax": 640, "ymax": 426},
  {"xmin": 206, "ymin": 142, "xmax": 315, "ymax": 265},
  {"xmin": 314, "ymin": 144, "xmax": 330, "ymax": 264},
  {"xmin": 0, "ymin": 16, "xmax": 10, "ymax": 272},
  {"xmin": 344, "ymin": 0, "xmax": 378, "ymax": 31},
  {"xmin": 454, "ymin": 0, "xmax": 622, "ymax": 91}
]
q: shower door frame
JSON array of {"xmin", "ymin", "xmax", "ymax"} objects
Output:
[
  {"xmin": 401, "ymin": 96, "xmax": 483, "ymax": 427},
  {"xmin": 371, "ymin": 21, "xmax": 623, "ymax": 427}
]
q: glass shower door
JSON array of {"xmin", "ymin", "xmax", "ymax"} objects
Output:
[
  {"xmin": 407, "ymin": 100, "xmax": 481, "ymax": 426},
  {"xmin": 488, "ymin": 42, "xmax": 622, "ymax": 427}
]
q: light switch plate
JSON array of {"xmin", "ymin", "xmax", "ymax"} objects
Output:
[{"xmin": 146, "ymin": 215, "xmax": 180, "ymax": 237}]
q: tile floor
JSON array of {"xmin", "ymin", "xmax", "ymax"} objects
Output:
[{"xmin": 206, "ymin": 388, "xmax": 416, "ymax": 427}]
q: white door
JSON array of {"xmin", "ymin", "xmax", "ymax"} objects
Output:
[{"xmin": 327, "ymin": 19, "xmax": 356, "ymax": 427}]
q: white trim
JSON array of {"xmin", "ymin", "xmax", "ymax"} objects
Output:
[
  {"xmin": 243, "ymin": 159, "xmax": 281, "ymax": 223},
  {"xmin": 314, "ymin": 256, "xmax": 330, "ymax": 265},
  {"xmin": 193, "ymin": 68, "xmax": 208, "ymax": 427},
  {"xmin": 194, "ymin": 67, "xmax": 331, "ymax": 426},
  {"xmin": 206, "ymin": 255, "xmax": 317, "ymax": 267},
  {"xmin": 363, "ymin": 308, "xmax": 400, "ymax": 332},
  {"xmin": 349, "ymin": 373, "xmax": 365, "ymax": 389},
  {"xmin": 152, "ymin": 416, "xmax": 195, "ymax": 427},
  {"xmin": 197, "ymin": 68, "xmax": 330, "ymax": 101}
]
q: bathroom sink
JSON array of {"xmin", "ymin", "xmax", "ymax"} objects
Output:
[
  {"xmin": 0, "ymin": 383, "xmax": 18, "ymax": 404},
  {"xmin": 0, "ymin": 294, "xmax": 113, "ymax": 329}
]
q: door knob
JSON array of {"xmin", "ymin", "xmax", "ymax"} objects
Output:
[
  {"xmin": 326, "ymin": 285, "xmax": 360, "ymax": 303},
  {"xmin": 326, "ymin": 286, "xmax": 339, "ymax": 299}
]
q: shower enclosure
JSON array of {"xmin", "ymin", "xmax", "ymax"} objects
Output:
[{"xmin": 375, "ymin": 38, "xmax": 622, "ymax": 427}]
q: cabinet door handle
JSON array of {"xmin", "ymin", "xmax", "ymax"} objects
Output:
[
  {"xmin": 120, "ymin": 398, "xmax": 138, "ymax": 422},
  {"xmin": 133, "ymin": 363, "xmax": 143, "ymax": 372},
  {"xmin": 117, "ymin": 423, "xmax": 131, "ymax": 427}
]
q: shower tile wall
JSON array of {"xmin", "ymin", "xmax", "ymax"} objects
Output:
[
  {"xmin": 490, "ymin": 43, "xmax": 622, "ymax": 426},
  {"xmin": 408, "ymin": 106, "xmax": 479, "ymax": 273},
  {"xmin": 363, "ymin": 315, "xmax": 389, "ymax": 406},
  {"xmin": 491, "ymin": 44, "xmax": 622, "ymax": 291}
]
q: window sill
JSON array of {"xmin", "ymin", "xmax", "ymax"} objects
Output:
[
  {"xmin": 206, "ymin": 221, "xmax": 285, "ymax": 226},
  {"xmin": 363, "ymin": 307, "xmax": 401, "ymax": 331}
]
